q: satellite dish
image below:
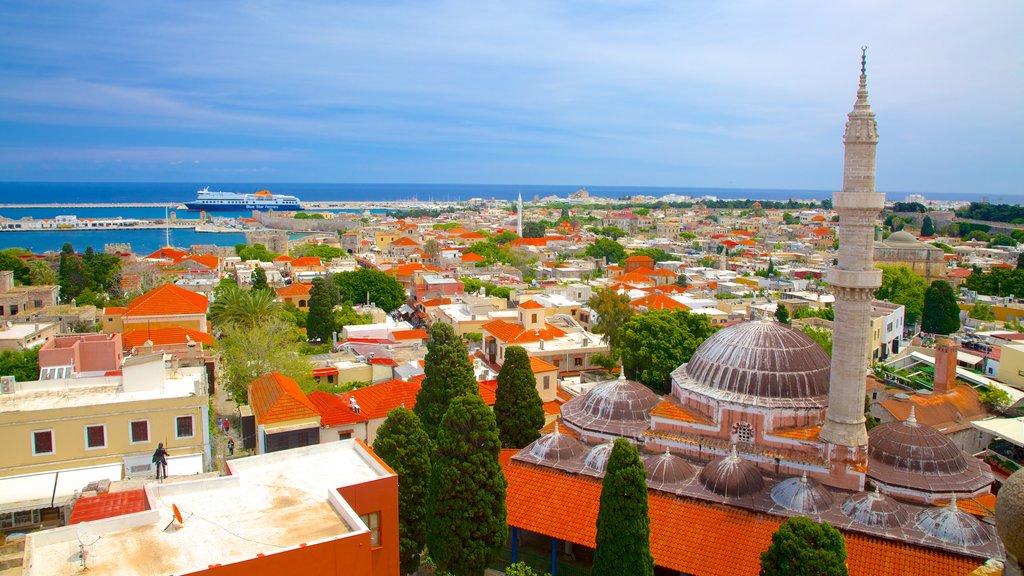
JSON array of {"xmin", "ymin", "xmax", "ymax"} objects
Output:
[
  {"xmin": 172, "ymin": 503, "xmax": 184, "ymax": 525},
  {"xmin": 76, "ymin": 522, "xmax": 99, "ymax": 546}
]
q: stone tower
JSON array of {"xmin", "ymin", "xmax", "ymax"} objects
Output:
[
  {"xmin": 820, "ymin": 49, "xmax": 884, "ymax": 460},
  {"xmin": 517, "ymin": 192, "xmax": 523, "ymax": 237}
]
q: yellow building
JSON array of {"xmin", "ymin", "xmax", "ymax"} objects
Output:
[
  {"xmin": 0, "ymin": 353, "xmax": 209, "ymax": 529},
  {"xmin": 996, "ymin": 343, "xmax": 1024, "ymax": 390},
  {"xmin": 874, "ymin": 231, "xmax": 947, "ymax": 282},
  {"xmin": 374, "ymin": 231, "xmax": 400, "ymax": 251},
  {"xmin": 102, "ymin": 282, "xmax": 209, "ymax": 335}
]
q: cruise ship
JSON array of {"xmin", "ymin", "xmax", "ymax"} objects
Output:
[{"xmin": 183, "ymin": 187, "xmax": 302, "ymax": 211}]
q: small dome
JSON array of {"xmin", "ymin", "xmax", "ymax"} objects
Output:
[
  {"xmin": 886, "ymin": 231, "xmax": 919, "ymax": 244},
  {"xmin": 996, "ymin": 469, "xmax": 1024, "ymax": 561},
  {"xmin": 561, "ymin": 372, "xmax": 661, "ymax": 439},
  {"xmin": 699, "ymin": 446, "xmax": 764, "ymax": 498},
  {"xmin": 675, "ymin": 320, "xmax": 830, "ymax": 408},
  {"xmin": 916, "ymin": 497, "xmax": 990, "ymax": 547},
  {"xmin": 841, "ymin": 488, "xmax": 910, "ymax": 529},
  {"xmin": 581, "ymin": 442, "xmax": 614, "ymax": 476},
  {"xmin": 526, "ymin": 423, "xmax": 587, "ymax": 465},
  {"xmin": 770, "ymin": 473, "xmax": 835, "ymax": 515},
  {"xmin": 643, "ymin": 449, "xmax": 696, "ymax": 488}
]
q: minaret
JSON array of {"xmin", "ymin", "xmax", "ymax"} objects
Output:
[
  {"xmin": 820, "ymin": 48, "xmax": 883, "ymax": 454},
  {"xmin": 517, "ymin": 192, "xmax": 523, "ymax": 237}
]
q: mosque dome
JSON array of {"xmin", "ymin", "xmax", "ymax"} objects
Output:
[
  {"xmin": 996, "ymin": 469, "xmax": 1024, "ymax": 562},
  {"xmin": 915, "ymin": 497, "xmax": 990, "ymax": 547},
  {"xmin": 521, "ymin": 423, "xmax": 587, "ymax": 469},
  {"xmin": 673, "ymin": 320, "xmax": 830, "ymax": 408},
  {"xmin": 885, "ymin": 230, "xmax": 919, "ymax": 244},
  {"xmin": 770, "ymin": 473, "xmax": 835, "ymax": 515},
  {"xmin": 841, "ymin": 488, "xmax": 909, "ymax": 529},
  {"xmin": 643, "ymin": 449, "xmax": 696, "ymax": 489},
  {"xmin": 698, "ymin": 446, "xmax": 764, "ymax": 498},
  {"xmin": 581, "ymin": 442, "xmax": 614, "ymax": 476},
  {"xmin": 867, "ymin": 409, "xmax": 992, "ymax": 496},
  {"xmin": 561, "ymin": 372, "xmax": 661, "ymax": 439}
]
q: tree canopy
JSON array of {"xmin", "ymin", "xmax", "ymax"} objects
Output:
[
  {"xmin": 616, "ymin": 310, "xmax": 716, "ymax": 392},
  {"xmin": 373, "ymin": 407, "xmax": 432, "ymax": 575},
  {"xmin": 333, "ymin": 268, "xmax": 406, "ymax": 312},
  {"xmin": 0, "ymin": 249, "xmax": 31, "ymax": 285},
  {"xmin": 759, "ymin": 517, "xmax": 848, "ymax": 576},
  {"xmin": 593, "ymin": 439, "xmax": 654, "ymax": 576},
  {"xmin": 209, "ymin": 285, "xmax": 283, "ymax": 329},
  {"xmin": 964, "ymin": 267, "xmax": 1024, "ymax": 297},
  {"xmin": 922, "ymin": 280, "xmax": 961, "ymax": 335},
  {"xmin": 874, "ymin": 265, "xmax": 928, "ymax": 325},
  {"xmin": 522, "ymin": 221, "xmax": 546, "ymax": 238},
  {"xmin": 588, "ymin": 287, "xmax": 633, "ymax": 353},
  {"xmin": 774, "ymin": 305, "xmax": 790, "ymax": 324},
  {"xmin": 217, "ymin": 318, "xmax": 313, "ymax": 404},
  {"xmin": 426, "ymin": 394, "xmax": 507, "ymax": 576},
  {"xmin": 584, "ymin": 238, "xmax": 626, "ymax": 264},
  {"xmin": 801, "ymin": 326, "xmax": 833, "ymax": 357},
  {"xmin": 920, "ymin": 215, "xmax": 935, "ymax": 236},
  {"xmin": 0, "ymin": 348, "xmax": 39, "ymax": 382},
  {"xmin": 306, "ymin": 276, "xmax": 337, "ymax": 343},
  {"xmin": 493, "ymin": 346, "xmax": 545, "ymax": 448},
  {"xmin": 235, "ymin": 243, "xmax": 278, "ymax": 262},
  {"xmin": 250, "ymin": 266, "xmax": 270, "ymax": 293},
  {"xmin": 414, "ymin": 323, "xmax": 479, "ymax": 437},
  {"xmin": 291, "ymin": 243, "xmax": 345, "ymax": 260}
]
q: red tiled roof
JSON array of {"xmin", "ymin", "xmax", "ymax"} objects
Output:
[
  {"xmin": 125, "ymin": 283, "xmax": 208, "ymax": 317},
  {"xmin": 349, "ymin": 378, "xmax": 422, "ymax": 419},
  {"xmin": 631, "ymin": 293, "xmax": 689, "ymax": 311},
  {"xmin": 481, "ymin": 319, "xmax": 567, "ymax": 344},
  {"xmin": 503, "ymin": 461, "xmax": 981, "ymax": 576},
  {"xmin": 624, "ymin": 255, "xmax": 655, "ymax": 263},
  {"xmin": 122, "ymin": 326, "xmax": 214, "ymax": 349},
  {"xmin": 103, "ymin": 306, "xmax": 127, "ymax": 316},
  {"xmin": 459, "ymin": 232, "xmax": 487, "ymax": 240},
  {"xmin": 183, "ymin": 253, "xmax": 220, "ymax": 269},
  {"xmin": 461, "ymin": 252, "xmax": 487, "ymax": 262},
  {"xmin": 248, "ymin": 372, "xmax": 320, "ymax": 425},
  {"xmin": 307, "ymin": 391, "xmax": 369, "ymax": 426},
  {"xmin": 312, "ymin": 366, "xmax": 339, "ymax": 377},
  {"xmin": 144, "ymin": 247, "xmax": 188, "ymax": 260},
  {"xmin": 369, "ymin": 357, "xmax": 399, "ymax": 366},
  {"xmin": 478, "ymin": 379, "xmax": 498, "ymax": 406},
  {"xmin": 391, "ymin": 329, "xmax": 428, "ymax": 341},
  {"xmin": 529, "ymin": 357, "xmax": 558, "ymax": 373},
  {"xmin": 70, "ymin": 489, "xmax": 148, "ymax": 524},
  {"xmin": 419, "ymin": 297, "xmax": 452, "ymax": 307},
  {"xmin": 291, "ymin": 256, "xmax": 323, "ymax": 267},
  {"xmin": 274, "ymin": 254, "xmax": 294, "ymax": 263},
  {"xmin": 276, "ymin": 283, "xmax": 312, "ymax": 297},
  {"xmin": 650, "ymin": 398, "xmax": 713, "ymax": 425},
  {"xmin": 518, "ymin": 299, "xmax": 545, "ymax": 310},
  {"xmin": 391, "ymin": 237, "xmax": 421, "ymax": 247}
]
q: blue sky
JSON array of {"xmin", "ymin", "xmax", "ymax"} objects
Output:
[{"xmin": 0, "ymin": 1, "xmax": 1021, "ymax": 195}]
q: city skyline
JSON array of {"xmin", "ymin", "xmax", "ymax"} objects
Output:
[{"xmin": 1, "ymin": 1, "xmax": 1021, "ymax": 196}]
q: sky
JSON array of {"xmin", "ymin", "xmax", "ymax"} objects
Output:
[{"xmin": 0, "ymin": 1, "xmax": 1021, "ymax": 196}]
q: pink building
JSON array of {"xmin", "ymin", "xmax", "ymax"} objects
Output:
[{"xmin": 37, "ymin": 333, "xmax": 123, "ymax": 378}]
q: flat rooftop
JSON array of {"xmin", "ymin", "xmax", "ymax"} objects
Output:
[{"xmin": 24, "ymin": 440, "xmax": 391, "ymax": 576}]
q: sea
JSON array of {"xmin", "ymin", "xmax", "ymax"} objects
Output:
[{"xmin": 0, "ymin": 181, "xmax": 1015, "ymax": 255}]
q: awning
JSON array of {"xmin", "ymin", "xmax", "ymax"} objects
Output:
[{"xmin": 971, "ymin": 417, "xmax": 1024, "ymax": 448}]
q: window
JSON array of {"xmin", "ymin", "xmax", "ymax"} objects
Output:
[
  {"xmin": 359, "ymin": 512, "xmax": 381, "ymax": 547},
  {"xmin": 574, "ymin": 357, "xmax": 583, "ymax": 367},
  {"xmin": 338, "ymin": 431, "xmax": 352, "ymax": 440},
  {"xmin": 543, "ymin": 376, "xmax": 550, "ymax": 390},
  {"xmin": 85, "ymin": 425, "xmax": 106, "ymax": 449},
  {"xmin": 130, "ymin": 420, "xmax": 149, "ymax": 444},
  {"xmin": 32, "ymin": 430, "xmax": 54, "ymax": 455},
  {"xmin": 531, "ymin": 313, "xmax": 538, "ymax": 323},
  {"xmin": 176, "ymin": 415, "xmax": 194, "ymax": 438},
  {"xmin": 732, "ymin": 421, "xmax": 754, "ymax": 444}
]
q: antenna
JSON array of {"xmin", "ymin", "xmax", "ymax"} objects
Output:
[
  {"xmin": 165, "ymin": 206, "xmax": 170, "ymax": 248},
  {"xmin": 76, "ymin": 522, "xmax": 102, "ymax": 570},
  {"xmin": 164, "ymin": 502, "xmax": 191, "ymax": 531}
]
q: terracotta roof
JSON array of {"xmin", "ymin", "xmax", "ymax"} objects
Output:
[
  {"xmin": 615, "ymin": 271, "xmax": 656, "ymax": 285},
  {"xmin": 144, "ymin": 247, "xmax": 188, "ymax": 260},
  {"xmin": 70, "ymin": 489, "xmax": 148, "ymax": 524},
  {"xmin": 276, "ymin": 283, "xmax": 312, "ymax": 297},
  {"xmin": 122, "ymin": 326, "xmax": 214, "ymax": 349},
  {"xmin": 504, "ymin": 461, "xmax": 981, "ymax": 576},
  {"xmin": 348, "ymin": 378, "xmax": 423, "ymax": 419},
  {"xmin": 650, "ymin": 398, "xmax": 714, "ymax": 425},
  {"xmin": 529, "ymin": 357, "xmax": 558, "ymax": 374},
  {"xmin": 391, "ymin": 237, "xmax": 421, "ymax": 247},
  {"xmin": 307, "ymin": 390, "xmax": 369, "ymax": 426},
  {"xmin": 631, "ymin": 293, "xmax": 689, "ymax": 311},
  {"xmin": 274, "ymin": 255, "xmax": 294, "ymax": 263},
  {"xmin": 125, "ymin": 283, "xmax": 208, "ymax": 317},
  {"xmin": 248, "ymin": 372, "xmax": 320, "ymax": 425},
  {"xmin": 290, "ymin": 256, "xmax": 323, "ymax": 267},
  {"xmin": 183, "ymin": 253, "xmax": 220, "ymax": 269},
  {"xmin": 103, "ymin": 306, "xmax": 127, "ymax": 316},
  {"xmin": 419, "ymin": 297, "xmax": 452, "ymax": 307},
  {"xmin": 461, "ymin": 252, "xmax": 487, "ymax": 262},
  {"xmin": 879, "ymin": 386, "xmax": 987, "ymax": 430},
  {"xmin": 391, "ymin": 329, "xmax": 428, "ymax": 340},
  {"xmin": 459, "ymin": 232, "xmax": 487, "ymax": 240},
  {"xmin": 478, "ymin": 379, "xmax": 498, "ymax": 405},
  {"xmin": 518, "ymin": 299, "xmax": 545, "ymax": 310},
  {"xmin": 624, "ymin": 255, "xmax": 655, "ymax": 263},
  {"xmin": 481, "ymin": 319, "xmax": 567, "ymax": 344},
  {"xmin": 772, "ymin": 424, "xmax": 823, "ymax": 441}
]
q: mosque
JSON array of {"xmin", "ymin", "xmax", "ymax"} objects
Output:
[{"xmin": 502, "ymin": 51, "xmax": 1003, "ymax": 576}]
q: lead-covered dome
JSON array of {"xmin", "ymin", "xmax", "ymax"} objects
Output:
[
  {"xmin": 561, "ymin": 372, "xmax": 661, "ymax": 439},
  {"xmin": 841, "ymin": 487, "xmax": 909, "ymax": 529},
  {"xmin": 643, "ymin": 449, "xmax": 696, "ymax": 490},
  {"xmin": 867, "ymin": 409, "xmax": 993, "ymax": 495},
  {"xmin": 916, "ymin": 497, "xmax": 990, "ymax": 547},
  {"xmin": 672, "ymin": 320, "xmax": 830, "ymax": 408},
  {"xmin": 516, "ymin": 423, "xmax": 587, "ymax": 472},
  {"xmin": 770, "ymin": 473, "xmax": 834, "ymax": 515},
  {"xmin": 698, "ymin": 446, "xmax": 764, "ymax": 498}
]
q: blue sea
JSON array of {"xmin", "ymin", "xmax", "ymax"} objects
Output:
[{"xmin": 0, "ymin": 181, "xmax": 1017, "ymax": 254}]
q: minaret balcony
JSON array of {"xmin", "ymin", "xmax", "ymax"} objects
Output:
[{"xmin": 827, "ymin": 268, "xmax": 882, "ymax": 290}]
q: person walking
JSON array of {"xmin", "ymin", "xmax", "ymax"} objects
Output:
[
  {"xmin": 224, "ymin": 418, "xmax": 231, "ymax": 434},
  {"xmin": 227, "ymin": 438, "xmax": 235, "ymax": 456},
  {"xmin": 152, "ymin": 443, "xmax": 169, "ymax": 481}
]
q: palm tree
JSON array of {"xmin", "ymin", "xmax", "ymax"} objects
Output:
[{"xmin": 209, "ymin": 285, "xmax": 283, "ymax": 329}]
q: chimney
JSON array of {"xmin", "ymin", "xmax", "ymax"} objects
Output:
[
  {"xmin": 539, "ymin": 339, "xmax": 545, "ymax": 350},
  {"xmin": 933, "ymin": 337, "xmax": 958, "ymax": 394}
]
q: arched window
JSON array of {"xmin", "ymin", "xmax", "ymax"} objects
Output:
[{"xmin": 732, "ymin": 421, "xmax": 754, "ymax": 445}]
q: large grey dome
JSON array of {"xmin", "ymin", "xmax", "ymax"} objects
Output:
[
  {"xmin": 841, "ymin": 488, "xmax": 909, "ymax": 529},
  {"xmin": 698, "ymin": 446, "xmax": 764, "ymax": 498},
  {"xmin": 770, "ymin": 473, "xmax": 834, "ymax": 515},
  {"xmin": 916, "ymin": 497, "xmax": 990, "ymax": 547},
  {"xmin": 643, "ymin": 449, "xmax": 696, "ymax": 490},
  {"xmin": 996, "ymin": 469, "xmax": 1024, "ymax": 563},
  {"xmin": 673, "ymin": 320, "xmax": 830, "ymax": 408},
  {"xmin": 518, "ymin": 423, "xmax": 587, "ymax": 470},
  {"xmin": 561, "ymin": 373, "xmax": 660, "ymax": 439}
]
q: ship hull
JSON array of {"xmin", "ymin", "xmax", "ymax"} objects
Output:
[{"xmin": 183, "ymin": 202, "xmax": 302, "ymax": 211}]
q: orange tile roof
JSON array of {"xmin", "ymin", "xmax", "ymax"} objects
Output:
[
  {"xmin": 70, "ymin": 489, "xmax": 148, "ymax": 524},
  {"xmin": 632, "ymin": 293, "xmax": 689, "ymax": 311},
  {"xmin": 772, "ymin": 424, "xmax": 823, "ymax": 441},
  {"xmin": 459, "ymin": 232, "xmax": 487, "ymax": 240},
  {"xmin": 616, "ymin": 271, "xmax": 656, "ymax": 285},
  {"xmin": 504, "ymin": 462, "xmax": 981, "ymax": 576},
  {"xmin": 184, "ymin": 253, "xmax": 220, "ymax": 269},
  {"xmin": 419, "ymin": 297, "xmax": 452, "ymax": 307},
  {"xmin": 478, "ymin": 379, "xmax": 498, "ymax": 406},
  {"xmin": 144, "ymin": 247, "xmax": 188, "ymax": 260},
  {"xmin": 276, "ymin": 283, "xmax": 312, "ymax": 297},
  {"xmin": 650, "ymin": 398, "xmax": 713, "ymax": 425},
  {"xmin": 125, "ymin": 283, "xmax": 208, "ymax": 317},
  {"xmin": 461, "ymin": 252, "xmax": 487, "ymax": 262},
  {"xmin": 529, "ymin": 357, "xmax": 558, "ymax": 374},
  {"xmin": 248, "ymin": 372, "xmax": 320, "ymax": 425},
  {"xmin": 274, "ymin": 255, "xmax": 294, "ymax": 263},
  {"xmin": 348, "ymin": 379, "xmax": 423, "ymax": 419},
  {"xmin": 103, "ymin": 306, "xmax": 127, "ymax": 316},
  {"xmin": 518, "ymin": 299, "xmax": 545, "ymax": 310},
  {"xmin": 122, "ymin": 326, "xmax": 214, "ymax": 349},
  {"xmin": 291, "ymin": 256, "xmax": 323, "ymax": 267},
  {"xmin": 481, "ymin": 319, "xmax": 567, "ymax": 344},
  {"xmin": 391, "ymin": 237, "xmax": 421, "ymax": 247},
  {"xmin": 391, "ymin": 329, "xmax": 428, "ymax": 341},
  {"xmin": 307, "ymin": 391, "xmax": 369, "ymax": 426},
  {"xmin": 624, "ymin": 255, "xmax": 655, "ymax": 263}
]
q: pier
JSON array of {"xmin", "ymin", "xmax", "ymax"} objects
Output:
[{"xmin": 0, "ymin": 202, "xmax": 182, "ymax": 209}]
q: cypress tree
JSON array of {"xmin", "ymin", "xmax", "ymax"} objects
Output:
[
  {"xmin": 767, "ymin": 257, "xmax": 775, "ymax": 277},
  {"xmin": 593, "ymin": 439, "xmax": 654, "ymax": 576},
  {"xmin": 58, "ymin": 242, "xmax": 87, "ymax": 302},
  {"xmin": 921, "ymin": 215, "xmax": 935, "ymax": 237},
  {"xmin": 921, "ymin": 280, "xmax": 961, "ymax": 335},
  {"xmin": 373, "ymin": 407, "xmax": 432, "ymax": 575},
  {"xmin": 426, "ymin": 394, "xmax": 507, "ymax": 576},
  {"xmin": 493, "ymin": 346, "xmax": 545, "ymax": 448},
  {"xmin": 760, "ymin": 517, "xmax": 848, "ymax": 576},
  {"xmin": 250, "ymin": 266, "xmax": 270, "ymax": 293},
  {"xmin": 414, "ymin": 323, "xmax": 478, "ymax": 437},
  {"xmin": 306, "ymin": 276, "xmax": 336, "ymax": 343},
  {"xmin": 774, "ymin": 305, "xmax": 790, "ymax": 325}
]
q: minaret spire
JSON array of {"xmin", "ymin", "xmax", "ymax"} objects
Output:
[
  {"xmin": 516, "ymin": 192, "xmax": 523, "ymax": 237},
  {"xmin": 819, "ymin": 48, "xmax": 884, "ymax": 484}
]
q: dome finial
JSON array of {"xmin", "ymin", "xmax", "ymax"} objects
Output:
[
  {"xmin": 618, "ymin": 367, "xmax": 626, "ymax": 381},
  {"xmin": 801, "ymin": 471, "xmax": 808, "ymax": 483},
  {"xmin": 730, "ymin": 444, "xmax": 738, "ymax": 460},
  {"xmin": 664, "ymin": 447, "xmax": 671, "ymax": 458},
  {"xmin": 950, "ymin": 494, "xmax": 958, "ymax": 511},
  {"xmin": 861, "ymin": 45, "xmax": 867, "ymax": 75},
  {"xmin": 553, "ymin": 421, "xmax": 560, "ymax": 435},
  {"xmin": 907, "ymin": 406, "xmax": 917, "ymax": 426}
]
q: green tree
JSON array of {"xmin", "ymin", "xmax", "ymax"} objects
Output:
[
  {"xmin": 334, "ymin": 303, "xmax": 372, "ymax": 328},
  {"xmin": 875, "ymin": 265, "xmax": 928, "ymax": 325},
  {"xmin": 306, "ymin": 276, "xmax": 337, "ymax": 343},
  {"xmin": 373, "ymin": 408, "xmax": 432, "ymax": 575},
  {"xmin": 920, "ymin": 215, "xmax": 935, "ymax": 236},
  {"xmin": 522, "ymin": 221, "xmax": 546, "ymax": 238},
  {"xmin": 0, "ymin": 249, "xmax": 31, "ymax": 284},
  {"xmin": 584, "ymin": 238, "xmax": 626, "ymax": 264},
  {"xmin": 493, "ymin": 346, "xmax": 545, "ymax": 448},
  {"xmin": 922, "ymin": 280, "xmax": 961, "ymax": 335},
  {"xmin": 0, "ymin": 348, "xmax": 40, "ymax": 381},
  {"xmin": 969, "ymin": 302, "xmax": 997, "ymax": 321},
  {"xmin": 334, "ymin": 268, "xmax": 407, "ymax": 312},
  {"xmin": 593, "ymin": 439, "xmax": 654, "ymax": 576},
  {"xmin": 426, "ymin": 394, "xmax": 507, "ymax": 576},
  {"xmin": 617, "ymin": 310, "xmax": 716, "ymax": 392},
  {"xmin": 414, "ymin": 323, "xmax": 479, "ymax": 437},
  {"xmin": 217, "ymin": 318, "xmax": 313, "ymax": 404},
  {"xmin": 235, "ymin": 243, "xmax": 278, "ymax": 262},
  {"xmin": 58, "ymin": 242, "xmax": 88, "ymax": 302},
  {"xmin": 766, "ymin": 258, "xmax": 775, "ymax": 277},
  {"xmin": 250, "ymin": 266, "xmax": 270, "ymax": 293},
  {"xmin": 759, "ymin": 516, "xmax": 848, "ymax": 576},
  {"xmin": 979, "ymin": 387, "xmax": 1012, "ymax": 409},
  {"xmin": 626, "ymin": 248, "xmax": 673, "ymax": 263},
  {"xmin": 774, "ymin": 305, "xmax": 790, "ymax": 324},
  {"xmin": 26, "ymin": 259, "xmax": 57, "ymax": 285},
  {"xmin": 290, "ymin": 244, "xmax": 345, "ymax": 260},
  {"xmin": 1018, "ymin": 253, "xmax": 1024, "ymax": 270},
  {"xmin": 588, "ymin": 287, "xmax": 633, "ymax": 353},
  {"xmin": 209, "ymin": 285, "xmax": 283, "ymax": 329},
  {"xmin": 801, "ymin": 326, "xmax": 833, "ymax": 357},
  {"xmin": 505, "ymin": 562, "xmax": 548, "ymax": 576},
  {"xmin": 493, "ymin": 231, "xmax": 519, "ymax": 245},
  {"xmin": 865, "ymin": 396, "xmax": 880, "ymax": 430},
  {"xmin": 782, "ymin": 212, "xmax": 797, "ymax": 225}
]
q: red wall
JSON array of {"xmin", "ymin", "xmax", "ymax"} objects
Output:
[{"xmin": 190, "ymin": 531, "xmax": 375, "ymax": 576}]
